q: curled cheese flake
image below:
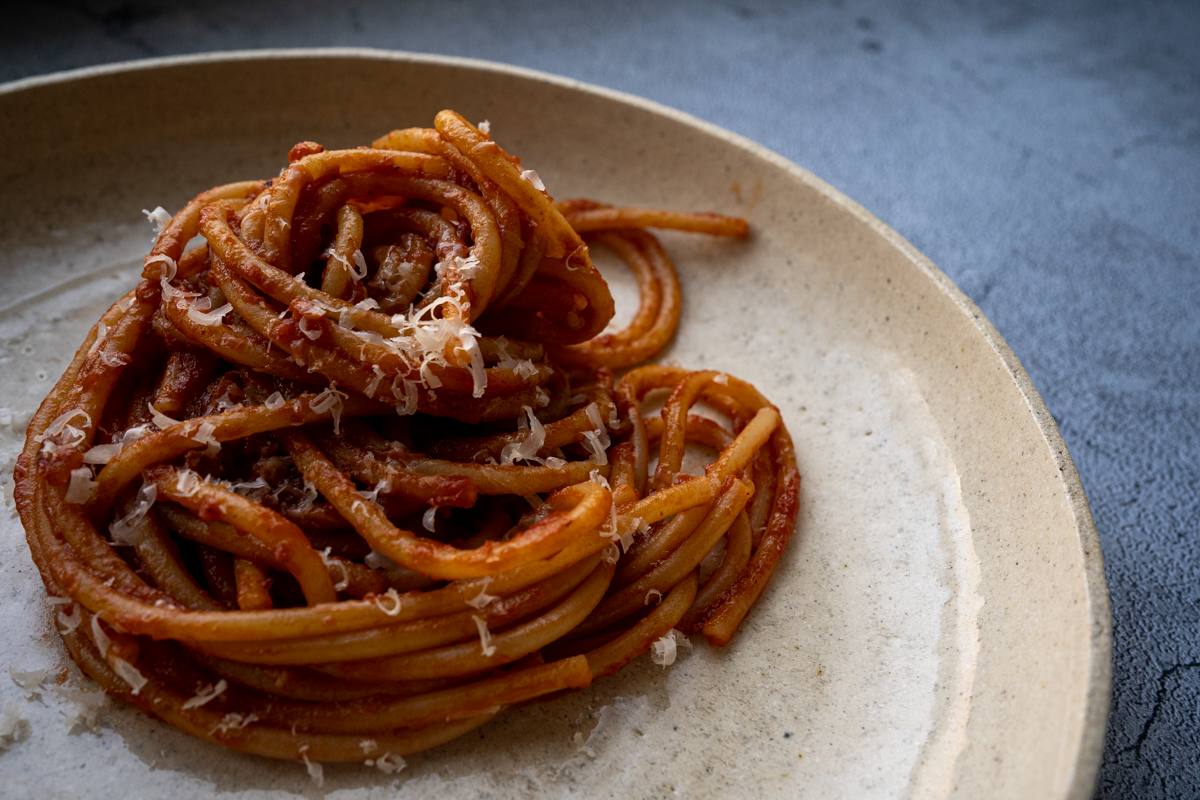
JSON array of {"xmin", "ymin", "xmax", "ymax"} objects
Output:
[
  {"xmin": 713, "ymin": 373, "xmax": 730, "ymax": 386},
  {"xmin": 64, "ymin": 467, "xmax": 98, "ymax": 504},
  {"xmin": 602, "ymin": 543, "xmax": 621, "ymax": 565},
  {"xmin": 309, "ymin": 384, "xmax": 347, "ymax": 434},
  {"xmin": 651, "ymin": 629, "xmax": 692, "ymax": 668},
  {"xmin": 53, "ymin": 686, "xmax": 109, "ymax": 732},
  {"xmin": 471, "ymin": 615, "xmax": 497, "ymax": 657},
  {"xmin": 319, "ymin": 548, "xmax": 350, "ymax": 592},
  {"xmin": 520, "ymin": 169, "xmax": 546, "ymax": 192},
  {"xmin": 365, "ymin": 364, "xmax": 385, "ymax": 398},
  {"xmin": 300, "ymin": 746, "xmax": 324, "ymax": 787},
  {"xmin": 148, "ymin": 403, "xmax": 180, "ymax": 431},
  {"xmin": 422, "ymin": 506, "xmax": 439, "ymax": 533},
  {"xmin": 172, "ymin": 470, "xmax": 206, "ymax": 499},
  {"xmin": 189, "ymin": 420, "xmax": 221, "ymax": 456},
  {"xmin": 371, "ymin": 588, "xmax": 403, "ymax": 617},
  {"xmin": 34, "ymin": 408, "xmax": 91, "ymax": 444},
  {"xmin": 109, "ymin": 482, "xmax": 157, "ymax": 546},
  {"xmin": 263, "ymin": 391, "xmax": 286, "ymax": 411},
  {"xmin": 111, "ymin": 658, "xmax": 148, "ymax": 695},
  {"xmin": 582, "ymin": 403, "xmax": 611, "ymax": 466},
  {"xmin": 186, "ymin": 297, "xmax": 233, "ymax": 326},
  {"xmin": 142, "ymin": 206, "xmax": 172, "ymax": 238},
  {"xmin": 359, "ymin": 738, "xmax": 377, "ymax": 755},
  {"xmin": 476, "ymin": 119, "xmax": 491, "ymax": 134},
  {"xmin": 210, "ymin": 712, "xmax": 258, "ymax": 735},
  {"xmin": 465, "ymin": 577, "xmax": 499, "ymax": 611},
  {"xmin": 49, "ymin": 597, "xmax": 81, "ymax": 634},
  {"xmin": 182, "ymin": 679, "xmax": 228, "ymax": 709},
  {"xmin": 368, "ymin": 752, "xmax": 407, "ymax": 774},
  {"xmin": 10, "ymin": 667, "xmax": 48, "ymax": 700},
  {"xmin": 644, "ymin": 588, "xmax": 664, "ymax": 606},
  {"xmin": 82, "ymin": 442, "xmax": 123, "ymax": 465},
  {"xmin": 89, "ymin": 615, "xmax": 112, "ymax": 658},
  {"xmin": 0, "ymin": 703, "xmax": 27, "ymax": 749}
]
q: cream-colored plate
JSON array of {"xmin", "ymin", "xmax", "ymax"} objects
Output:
[{"xmin": 0, "ymin": 51, "xmax": 1110, "ymax": 800}]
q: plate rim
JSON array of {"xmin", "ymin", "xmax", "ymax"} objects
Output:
[{"xmin": 0, "ymin": 47, "xmax": 1112, "ymax": 799}]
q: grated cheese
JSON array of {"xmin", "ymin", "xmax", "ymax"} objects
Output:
[
  {"xmin": 34, "ymin": 408, "xmax": 91, "ymax": 444},
  {"xmin": 359, "ymin": 738, "xmax": 377, "ymax": 755},
  {"xmin": 471, "ymin": 615, "xmax": 497, "ymax": 657},
  {"xmin": 82, "ymin": 442, "xmax": 123, "ymax": 465},
  {"xmin": 10, "ymin": 667, "xmax": 47, "ymax": 700},
  {"xmin": 370, "ymin": 587, "xmax": 403, "ymax": 616},
  {"xmin": 309, "ymin": 384, "xmax": 347, "ymax": 434},
  {"xmin": 644, "ymin": 588, "xmax": 663, "ymax": 605},
  {"xmin": 299, "ymin": 745, "xmax": 324, "ymax": 787},
  {"xmin": 476, "ymin": 119, "xmax": 491, "ymax": 134},
  {"xmin": 369, "ymin": 752, "xmax": 407, "ymax": 774},
  {"xmin": 110, "ymin": 482, "xmax": 157, "ymax": 546},
  {"xmin": 111, "ymin": 657, "xmax": 148, "ymax": 695},
  {"xmin": 422, "ymin": 506, "xmax": 439, "ymax": 533},
  {"xmin": 52, "ymin": 686, "xmax": 108, "ymax": 732},
  {"xmin": 186, "ymin": 297, "xmax": 233, "ymax": 327},
  {"xmin": 142, "ymin": 206, "xmax": 172, "ymax": 239},
  {"xmin": 148, "ymin": 403, "xmax": 180, "ymax": 431},
  {"xmin": 65, "ymin": 466, "xmax": 98, "ymax": 504},
  {"xmin": 89, "ymin": 614, "xmax": 112, "ymax": 657},
  {"xmin": 581, "ymin": 404, "xmax": 611, "ymax": 466},
  {"xmin": 0, "ymin": 704, "xmax": 27, "ymax": 749},
  {"xmin": 465, "ymin": 577, "xmax": 499, "ymax": 610},
  {"xmin": 210, "ymin": 712, "xmax": 258, "ymax": 735},
  {"xmin": 520, "ymin": 169, "xmax": 546, "ymax": 192},
  {"xmin": 182, "ymin": 679, "xmax": 227, "ymax": 709},
  {"xmin": 175, "ymin": 469, "xmax": 203, "ymax": 498},
  {"xmin": 264, "ymin": 391, "xmax": 286, "ymax": 411},
  {"xmin": 319, "ymin": 548, "xmax": 350, "ymax": 592}
]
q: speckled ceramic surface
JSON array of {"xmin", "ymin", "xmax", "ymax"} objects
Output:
[{"xmin": 0, "ymin": 51, "xmax": 1110, "ymax": 800}]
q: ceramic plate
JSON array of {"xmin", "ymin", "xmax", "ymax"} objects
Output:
[{"xmin": 0, "ymin": 51, "xmax": 1110, "ymax": 800}]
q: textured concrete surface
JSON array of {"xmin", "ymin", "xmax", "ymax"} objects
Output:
[{"xmin": 3, "ymin": 1, "xmax": 1197, "ymax": 797}]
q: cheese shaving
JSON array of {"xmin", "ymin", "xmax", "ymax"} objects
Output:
[
  {"xmin": 500, "ymin": 406, "xmax": 548, "ymax": 465},
  {"xmin": 148, "ymin": 403, "xmax": 180, "ymax": 431},
  {"xmin": 359, "ymin": 738, "xmax": 377, "ymax": 754},
  {"xmin": 368, "ymin": 752, "xmax": 407, "ymax": 774},
  {"xmin": 0, "ymin": 704, "xmax": 26, "ymax": 748},
  {"xmin": 65, "ymin": 466, "xmax": 98, "ymax": 504},
  {"xmin": 186, "ymin": 297, "xmax": 233, "ymax": 326},
  {"xmin": 54, "ymin": 600, "xmax": 82, "ymax": 634},
  {"xmin": 713, "ymin": 373, "xmax": 730, "ymax": 385},
  {"xmin": 581, "ymin": 403, "xmax": 611, "ymax": 466},
  {"xmin": 476, "ymin": 119, "xmax": 491, "ymax": 134},
  {"xmin": 650, "ymin": 629, "xmax": 692, "ymax": 668},
  {"xmin": 52, "ymin": 686, "xmax": 108, "ymax": 732},
  {"xmin": 175, "ymin": 469, "xmax": 203, "ymax": 498},
  {"xmin": 520, "ymin": 169, "xmax": 546, "ymax": 192},
  {"xmin": 422, "ymin": 506, "xmax": 439, "ymax": 533},
  {"xmin": 602, "ymin": 543, "xmax": 621, "ymax": 564},
  {"xmin": 34, "ymin": 408, "xmax": 91, "ymax": 444},
  {"xmin": 645, "ymin": 588, "xmax": 663, "ymax": 605},
  {"xmin": 300, "ymin": 746, "xmax": 324, "ymax": 787},
  {"xmin": 89, "ymin": 614, "xmax": 112, "ymax": 657},
  {"xmin": 210, "ymin": 712, "xmax": 258, "ymax": 735},
  {"xmin": 466, "ymin": 577, "xmax": 499, "ymax": 610},
  {"xmin": 264, "ymin": 391, "xmax": 286, "ymax": 411},
  {"xmin": 371, "ymin": 588, "xmax": 403, "ymax": 616},
  {"xmin": 82, "ymin": 442, "xmax": 123, "ymax": 465},
  {"xmin": 182, "ymin": 679, "xmax": 228, "ymax": 709},
  {"xmin": 309, "ymin": 384, "xmax": 347, "ymax": 434},
  {"xmin": 142, "ymin": 206, "xmax": 172, "ymax": 238},
  {"xmin": 10, "ymin": 667, "xmax": 47, "ymax": 700},
  {"xmin": 109, "ymin": 482, "xmax": 157, "ymax": 546},
  {"xmin": 471, "ymin": 615, "xmax": 497, "ymax": 657},
  {"xmin": 111, "ymin": 657, "xmax": 148, "ymax": 695},
  {"xmin": 319, "ymin": 548, "xmax": 350, "ymax": 592}
]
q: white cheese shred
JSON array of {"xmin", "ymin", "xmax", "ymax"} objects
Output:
[
  {"xmin": 466, "ymin": 577, "xmax": 499, "ymax": 610},
  {"xmin": 472, "ymin": 615, "xmax": 497, "ymax": 657},
  {"xmin": 182, "ymin": 679, "xmax": 228, "ymax": 710},
  {"xmin": 111, "ymin": 658, "xmax": 148, "ymax": 695},
  {"xmin": 65, "ymin": 467, "xmax": 98, "ymax": 504}
]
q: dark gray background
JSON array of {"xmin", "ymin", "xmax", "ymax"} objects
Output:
[{"xmin": 4, "ymin": 1, "xmax": 1197, "ymax": 796}]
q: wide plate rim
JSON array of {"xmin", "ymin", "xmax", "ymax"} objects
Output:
[{"xmin": 0, "ymin": 47, "xmax": 1112, "ymax": 799}]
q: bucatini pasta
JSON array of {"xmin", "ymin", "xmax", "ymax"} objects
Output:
[{"xmin": 13, "ymin": 110, "xmax": 800, "ymax": 769}]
